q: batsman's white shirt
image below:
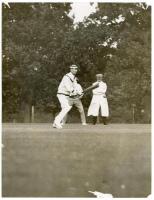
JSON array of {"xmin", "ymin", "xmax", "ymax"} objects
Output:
[
  {"xmin": 74, "ymin": 83, "xmax": 83, "ymax": 95},
  {"xmin": 87, "ymin": 81, "xmax": 109, "ymax": 117},
  {"xmin": 58, "ymin": 72, "xmax": 77, "ymax": 95},
  {"xmin": 54, "ymin": 72, "xmax": 80, "ymax": 124}
]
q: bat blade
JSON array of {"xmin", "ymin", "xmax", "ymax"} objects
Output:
[{"xmin": 83, "ymin": 83, "xmax": 99, "ymax": 93}]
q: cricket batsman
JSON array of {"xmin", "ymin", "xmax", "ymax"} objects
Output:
[
  {"xmin": 53, "ymin": 64, "xmax": 86, "ymax": 129},
  {"xmin": 62, "ymin": 78, "xmax": 87, "ymax": 126}
]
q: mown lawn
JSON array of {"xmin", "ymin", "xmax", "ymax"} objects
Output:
[{"xmin": 2, "ymin": 123, "xmax": 151, "ymax": 197}]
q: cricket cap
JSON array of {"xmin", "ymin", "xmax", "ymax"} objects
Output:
[{"xmin": 96, "ymin": 74, "xmax": 103, "ymax": 77}]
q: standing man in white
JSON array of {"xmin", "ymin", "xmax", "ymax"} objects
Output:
[
  {"xmin": 53, "ymin": 65, "xmax": 86, "ymax": 129},
  {"xmin": 62, "ymin": 80, "xmax": 87, "ymax": 126},
  {"xmin": 87, "ymin": 74, "xmax": 109, "ymax": 125}
]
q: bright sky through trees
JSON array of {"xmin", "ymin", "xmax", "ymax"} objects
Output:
[{"xmin": 69, "ymin": 2, "xmax": 98, "ymax": 23}]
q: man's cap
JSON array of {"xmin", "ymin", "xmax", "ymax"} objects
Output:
[
  {"xmin": 96, "ymin": 74, "xmax": 103, "ymax": 77},
  {"xmin": 70, "ymin": 64, "xmax": 78, "ymax": 69}
]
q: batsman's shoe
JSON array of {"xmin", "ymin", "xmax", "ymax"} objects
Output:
[
  {"xmin": 53, "ymin": 122, "xmax": 62, "ymax": 129},
  {"xmin": 82, "ymin": 123, "xmax": 87, "ymax": 125}
]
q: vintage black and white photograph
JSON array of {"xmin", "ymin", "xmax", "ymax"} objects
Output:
[{"xmin": 2, "ymin": 0, "xmax": 151, "ymax": 198}]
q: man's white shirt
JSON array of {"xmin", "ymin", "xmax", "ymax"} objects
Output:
[
  {"xmin": 58, "ymin": 72, "xmax": 77, "ymax": 95},
  {"xmin": 74, "ymin": 83, "xmax": 83, "ymax": 95},
  {"xmin": 57, "ymin": 72, "xmax": 84, "ymax": 96},
  {"xmin": 92, "ymin": 81, "xmax": 107, "ymax": 95}
]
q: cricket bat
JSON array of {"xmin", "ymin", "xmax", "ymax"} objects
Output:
[
  {"xmin": 83, "ymin": 83, "xmax": 99, "ymax": 94},
  {"xmin": 69, "ymin": 83, "xmax": 99, "ymax": 99}
]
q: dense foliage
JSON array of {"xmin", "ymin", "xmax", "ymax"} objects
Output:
[{"xmin": 2, "ymin": 3, "xmax": 151, "ymax": 123}]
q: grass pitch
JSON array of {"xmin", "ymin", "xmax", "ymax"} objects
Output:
[{"xmin": 2, "ymin": 123, "xmax": 151, "ymax": 197}]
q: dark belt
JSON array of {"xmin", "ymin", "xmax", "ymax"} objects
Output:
[{"xmin": 57, "ymin": 93, "xmax": 70, "ymax": 96}]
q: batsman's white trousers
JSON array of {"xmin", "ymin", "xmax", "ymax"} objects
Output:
[
  {"xmin": 54, "ymin": 94, "xmax": 72, "ymax": 124},
  {"xmin": 63, "ymin": 98, "xmax": 86, "ymax": 124}
]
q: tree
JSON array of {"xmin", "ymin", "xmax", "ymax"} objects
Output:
[
  {"xmin": 2, "ymin": 3, "xmax": 151, "ymax": 123},
  {"xmin": 95, "ymin": 3, "xmax": 151, "ymax": 122},
  {"xmin": 2, "ymin": 3, "xmax": 73, "ymax": 122}
]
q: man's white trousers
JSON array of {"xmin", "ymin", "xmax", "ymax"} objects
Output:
[{"xmin": 54, "ymin": 94, "xmax": 72, "ymax": 124}]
